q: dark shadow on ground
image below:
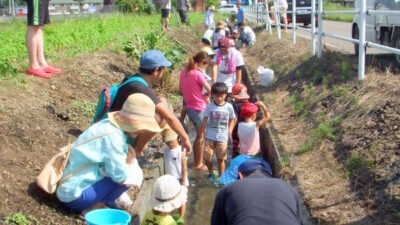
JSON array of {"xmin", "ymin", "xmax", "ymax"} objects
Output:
[{"xmin": 27, "ymin": 182, "xmax": 78, "ymax": 218}]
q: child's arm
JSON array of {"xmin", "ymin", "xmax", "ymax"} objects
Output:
[
  {"xmin": 180, "ymin": 151, "xmax": 187, "ymax": 186},
  {"xmin": 228, "ymin": 118, "xmax": 236, "ymax": 143},
  {"xmin": 255, "ymin": 101, "xmax": 270, "ymax": 129}
]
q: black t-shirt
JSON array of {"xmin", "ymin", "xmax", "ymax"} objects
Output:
[
  {"xmin": 211, "ymin": 173, "xmax": 303, "ymax": 225},
  {"xmin": 110, "ymin": 75, "xmax": 161, "ymax": 112}
]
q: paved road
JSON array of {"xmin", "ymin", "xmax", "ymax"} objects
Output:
[{"xmin": 291, "ymin": 20, "xmax": 385, "ymax": 54}]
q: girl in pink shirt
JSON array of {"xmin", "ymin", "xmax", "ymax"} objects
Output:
[
  {"xmin": 238, "ymin": 101, "xmax": 270, "ymax": 156},
  {"xmin": 179, "ymin": 51, "xmax": 211, "ymax": 170}
]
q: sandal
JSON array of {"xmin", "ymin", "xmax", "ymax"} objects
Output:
[
  {"xmin": 26, "ymin": 68, "xmax": 51, "ymax": 79},
  {"xmin": 43, "ymin": 65, "xmax": 62, "ymax": 74}
]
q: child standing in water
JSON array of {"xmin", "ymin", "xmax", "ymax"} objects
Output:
[
  {"xmin": 238, "ymin": 101, "xmax": 270, "ymax": 156},
  {"xmin": 200, "ymin": 82, "xmax": 236, "ymax": 178},
  {"xmin": 162, "ymin": 127, "xmax": 188, "ymax": 223},
  {"xmin": 141, "ymin": 175, "xmax": 187, "ymax": 225}
]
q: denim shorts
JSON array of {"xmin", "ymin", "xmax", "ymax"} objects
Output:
[{"xmin": 186, "ymin": 109, "xmax": 204, "ymax": 129}]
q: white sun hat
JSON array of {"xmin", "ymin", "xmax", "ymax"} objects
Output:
[{"xmin": 151, "ymin": 175, "xmax": 188, "ymax": 213}]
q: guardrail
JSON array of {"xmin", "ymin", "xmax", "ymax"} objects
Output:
[{"xmin": 244, "ymin": 1, "xmax": 400, "ymax": 80}]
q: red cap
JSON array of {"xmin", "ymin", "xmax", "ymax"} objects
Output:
[
  {"xmin": 218, "ymin": 37, "xmax": 230, "ymax": 48},
  {"xmin": 240, "ymin": 102, "xmax": 258, "ymax": 117},
  {"xmin": 232, "ymin": 83, "xmax": 250, "ymax": 100}
]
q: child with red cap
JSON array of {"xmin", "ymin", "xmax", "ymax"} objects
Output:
[
  {"xmin": 231, "ymin": 83, "xmax": 251, "ymax": 158},
  {"xmin": 238, "ymin": 101, "xmax": 270, "ymax": 156}
]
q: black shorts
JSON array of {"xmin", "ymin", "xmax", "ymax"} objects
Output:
[
  {"xmin": 161, "ymin": 9, "xmax": 170, "ymax": 18},
  {"xmin": 27, "ymin": 0, "xmax": 50, "ymax": 26},
  {"xmin": 178, "ymin": 10, "xmax": 188, "ymax": 23},
  {"xmin": 201, "ymin": 38, "xmax": 211, "ymax": 46}
]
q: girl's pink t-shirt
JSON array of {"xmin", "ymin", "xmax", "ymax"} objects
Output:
[{"xmin": 179, "ymin": 68, "xmax": 208, "ymax": 111}]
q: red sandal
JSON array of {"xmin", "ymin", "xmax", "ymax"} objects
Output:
[
  {"xmin": 43, "ymin": 65, "xmax": 62, "ymax": 74},
  {"xmin": 26, "ymin": 68, "xmax": 51, "ymax": 79}
]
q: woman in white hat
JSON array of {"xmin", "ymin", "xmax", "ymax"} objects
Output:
[
  {"xmin": 56, "ymin": 93, "xmax": 162, "ymax": 215},
  {"xmin": 142, "ymin": 175, "xmax": 188, "ymax": 225}
]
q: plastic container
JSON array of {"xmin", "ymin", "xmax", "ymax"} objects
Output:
[
  {"xmin": 257, "ymin": 66, "xmax": 274, "ymax": 87},
  {"xmin": 85, "ymin": 208, "xmax": 131, "ymax": 225}
]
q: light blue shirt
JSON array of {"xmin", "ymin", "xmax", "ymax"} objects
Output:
[
  {"xmin": 237, "ymin": 7, "xmax": 244, "ymax": 23},
  {"xmin": 204, "ymin": 102, "xmax": 236, "ymax": 142},
  {"xmin": 56, "ymin": 119, "xmax": 129, "ymax": 203}
]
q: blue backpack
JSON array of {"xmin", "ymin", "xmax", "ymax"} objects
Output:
[{"xmin": 91, "ymin": 75, "xmax": 148, "ymax": 124}]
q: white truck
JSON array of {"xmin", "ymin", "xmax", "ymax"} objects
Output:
[{"xmin": 352, "ymin": 0, "xmax": 400, "ymax": 66}]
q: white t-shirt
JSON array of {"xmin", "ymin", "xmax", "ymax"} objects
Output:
[
  {"xmin": 164, "ymin": 146, "xmax": 189, "ymax": 186},
  {"xmin": 203, "ymin": 29, "xmax": 214, "ymax": 44},
  {"xmin": 243, "ymin": 26, "xmax": 256, "ymax": 43},
  {"xmin": 213, "ymin": 29, "xmax": 226, "ymax": 48},
  {"xmin": 212, "ymin": 48, "xmax": 245, "ymax": 93}
]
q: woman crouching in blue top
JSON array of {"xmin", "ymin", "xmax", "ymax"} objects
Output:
[{"xmin": 56, "ymin": 93, "xmax": 162, "ymax": 216}]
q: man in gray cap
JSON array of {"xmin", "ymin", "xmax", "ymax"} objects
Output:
[
  {"xmin": 211, "ymin": 158, "xmax": 303, "ymax": 225},
  {"xmin": 111, "ymin": 50, "xmax": 192, "ymax": 156}
]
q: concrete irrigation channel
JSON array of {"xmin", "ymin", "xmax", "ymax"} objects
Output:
[{"xmin": 131, "ymin": 66, "xmax": 313, "ymax": 225}]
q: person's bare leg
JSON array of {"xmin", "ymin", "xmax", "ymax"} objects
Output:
[
  {"xmin": 217, "ymin": 159, "xmax": 225, "ymax": 177},
  {"xmin": 36, "ymin": 26, "xmax": 48, "ymax": 68},
  {"xmin": 205, "ymin": 155, "xmax": 214, "ymax": 174},
  {"xmin": 194, "ymin": 125, "xmax": 207, "ymax": 170},
  {"xmin": 134, "ymin": 132, "xmax": 155, "ymax": 156},
  {"xmin": 179, "ymin": 204, "xmax": 186, "ymax": 218},
  {"xmin": 26, "ymin": 26, "xmax": 40, "ymax": 69},
  {"xmin": 283, "ymin": 16, "xmax": 288, "ymax": 32},
  {"xmin": 270, "ymin": 8, "xmax": 276, "ymax": 24},
  {"xmin": 166, "ymin": 17, "xmax": 170, "ymax": 30}
]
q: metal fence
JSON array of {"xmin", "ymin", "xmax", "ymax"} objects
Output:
[{"xmin": 244, "ymin": 1, "xmax": 400, "ymax": 80}]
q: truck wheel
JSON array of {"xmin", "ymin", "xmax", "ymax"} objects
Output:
[
  {"xmin": 394, "ymin": 35, "xmax": 400, "ymax": 67},
  {"xmin": 303, "ymin": 22, "xmax": 310, "ymax": 27}
]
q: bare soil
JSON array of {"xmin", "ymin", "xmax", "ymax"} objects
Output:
[
  {"xmin": 241, "ymin": 30, "xmax": 400, "ymax": 224},
  {"xmin": 0, "ymin": 25, "xmax": 201, "ymax": 224}
]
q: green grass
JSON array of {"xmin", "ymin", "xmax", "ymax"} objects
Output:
[
  {"xmin": 323, "ymin": 1, "xmax": 354, "ymax": 22},
  {"xmin": 0, "ymin": 13, "xmax": 206, "ymax": 82},
  {"xmin": 5, "ymin": 212, "xmax": 39, "ymax": 225},
  {"xmin": 344, "ymin": 152, "xmax": 373, "ymax": 179}
]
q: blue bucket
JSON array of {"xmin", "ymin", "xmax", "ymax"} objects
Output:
[{"xmin": 85, "ymin": 208, "xmax": 131, "ymax": 225}]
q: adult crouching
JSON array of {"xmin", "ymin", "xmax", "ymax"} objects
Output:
[{"xmin": 56, "ymin": 93, "xmax": 162, "ymax": 216}]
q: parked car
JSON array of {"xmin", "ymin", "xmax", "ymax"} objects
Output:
[
  {"xmin": 218, "ymin": 4, "xmax": 238, "ymax": 14},
  {"xmin": 287, "ymin": 0, "xmax": 318, "ymax": 27},
  {"xmin": 17, "ymin": 7, "xmax": 27, "ymax": 16},
  {"xmin": 352, "ymin": 0, "xmax": 400, "ymax": 66}
]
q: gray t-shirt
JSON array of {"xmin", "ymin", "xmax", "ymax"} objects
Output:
[{"xmin": 204, "ymin": 101, "xmax": 236, "ymax": 142}]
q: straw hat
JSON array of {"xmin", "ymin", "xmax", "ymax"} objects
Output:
[
  {"xmin": 200, "ymin": 46, "xmax": 216, "ymax": 56},
  {"xmin": 151, "ymin": 175, "xmax": 188, "ymax": 213},
  {"xmin": 216, "ymin": 20, "xmax": 225, "ymax": 29},
  {"xmin": 108, "ymin": 93, "xmax": 162, "ymax": 133},
  {"xmin": 209, "ymin": 5, "xmax": 215, "ymax": 11},
  {"xmin": 162, "ymin": 127, "xmax": 178, "ymax": 142}
]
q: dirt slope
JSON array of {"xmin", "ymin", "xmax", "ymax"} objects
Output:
[{"xmin": 242, "ymin": 30, "xmax": 400, "ymax": 224}]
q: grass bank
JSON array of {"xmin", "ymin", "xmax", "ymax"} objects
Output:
[
  {"xmin": 323, "ymin": 1, "xmax": 354, "ymax": 22},
  {"xmin": 0, "ymin": 12, "xmax": 205, "ymax": 81}
]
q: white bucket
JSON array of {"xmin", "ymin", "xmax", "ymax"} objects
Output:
[{"xmin": 257, "ymin": 66, "xmax": 274, "ymax": 87}]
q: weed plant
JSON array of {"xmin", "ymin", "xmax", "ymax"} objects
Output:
[
  {"xmin": 5, "ymin": 212, "xmax": 39, "ymax": 225},
  {"xmin": 344, "ymin": 152, "xmax": 373, "ymax": 179},
  {"xmin": 297, "ymin": 117, "xmax": 341, "ymax": 155}
]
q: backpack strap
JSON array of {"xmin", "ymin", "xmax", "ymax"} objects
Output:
[
  {"xmin": 121, "ymin": 74, "xmax": 149, "ymax": 87},
  {"xmin": 95, "ymin": 87, "xmax": 111, "ymax": 123},
  {"xmin": 58, "ymin": 130, "xmax": 116, "ymax": 185}
]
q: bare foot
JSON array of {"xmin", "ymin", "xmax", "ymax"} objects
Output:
[
  {"xmin": 79, "ymin": 202, "xmax": 107, "ymax": 220},
  {"xmin": 194, "ymin": 164, "xmax": 208, "ymax": 171}
]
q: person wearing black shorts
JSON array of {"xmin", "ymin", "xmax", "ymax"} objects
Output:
[
  {"xmin": 26, "ymin": 0, "xmax": 62, "ymax": 79},
  {"xmin": 177, "ymin": 0, "xmax": 190, "ymax": 26},
  {"xmin": 160, "ymin": 0, "xmax": 171, "ymax": 30}
]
